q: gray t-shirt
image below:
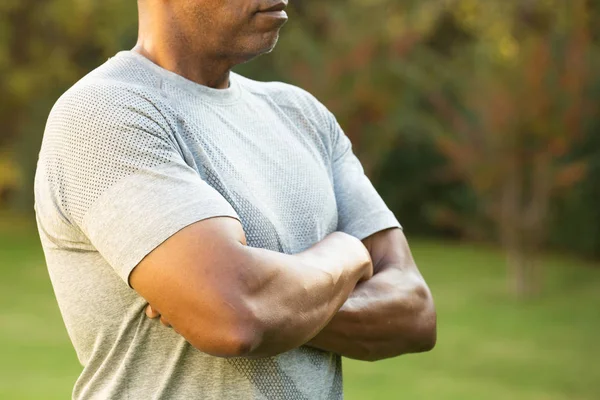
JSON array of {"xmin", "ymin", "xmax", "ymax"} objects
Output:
[{"xmin": 34, "ymin": 51, "xmax": 401, "ymax": 400}]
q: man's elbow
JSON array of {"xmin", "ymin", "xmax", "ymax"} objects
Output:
[
  {"xmin": 365, "ymin": 288, "xmax": 437, "ymax": 361},
  {"xmin": 363, "ymin": 310, "xmax": 436, "ymax": 362},
  {"xmin": 197, "ymin": 318, "xmax": 286, "ymax": 359},
  {"xmin": 409, "ymin": 287, "xmax": 437, "ymax": 353},
  {"xmin": 412, "ymin": 308, "xmax": 437, "ymax": 353},
  {"xmin": 183, "ymin": 320, "xmax": 259, "ymax": 358},
  {"xmin": 180, "ymin": 301, "xmax": 266, "ymax": 358}
]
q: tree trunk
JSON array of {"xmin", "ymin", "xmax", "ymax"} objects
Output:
[{"xmin": 499, "ymin": 157, "xmax": 535, "ymax": 298}]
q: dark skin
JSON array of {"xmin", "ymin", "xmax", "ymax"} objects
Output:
[
  {"xmin": 148, "ymin": 228, "xmax": 436, "ymax": 360},
  {"xmin": 135, "ymin": 0, "xmax": 289, "ymax": 88},
  {"xmin": 136, "ymin": 0, "xmax": 436, "ymax": 360},
  {"xmin": 134, "ymin": 218, "xmax": 374, "ymax": 358}
]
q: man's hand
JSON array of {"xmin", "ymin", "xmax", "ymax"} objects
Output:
[{"xmin": 306, "ymin": 228, "xmax": 436, "ymax": 361}]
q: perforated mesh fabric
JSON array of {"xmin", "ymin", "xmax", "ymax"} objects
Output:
[
  {"xmin": 43, "ymin": 82, "xmax": 180, "ymax": 226},
  {"xmin": 35, "ymin": 50, "xmax": 400, "ymax": 400}
]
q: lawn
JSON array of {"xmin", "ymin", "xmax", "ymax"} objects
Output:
[{"xmin": 1, "ymin": 216, "xmax": 599, "ymax": 400}]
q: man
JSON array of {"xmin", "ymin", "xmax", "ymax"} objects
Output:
[{"xmin": 34, "ymin": 0, "xmax": 436, "ymax": 399}]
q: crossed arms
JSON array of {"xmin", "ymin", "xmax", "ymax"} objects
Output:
[{"xmin": 131, "ymin": 217, "xmax": 436, "ymax": 360}]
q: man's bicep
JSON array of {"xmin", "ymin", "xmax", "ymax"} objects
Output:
[{"xmin": 130, "ymin": 216, "xmax": 246, "ymax": 299}]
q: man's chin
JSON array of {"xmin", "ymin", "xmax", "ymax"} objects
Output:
[
  {"xmin": 261, "ymin": 33, "xmax": 280, "ymax": 54},
  {"xmin": 234, "ymin": 33, "xmax": 281, "ymax": 64}
]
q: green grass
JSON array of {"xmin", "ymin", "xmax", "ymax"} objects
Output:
[{"xmin": 1, "ymin": 218, "xmax": 599, "ymax": 399}]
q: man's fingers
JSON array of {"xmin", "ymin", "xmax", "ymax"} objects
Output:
[
  {"xmin": 145, "ymin": 304, "xmax": 171, "ymax": 327},
  {"xmin": 145, "ymin": 304, "xmax": 160, "ymax": 319}
]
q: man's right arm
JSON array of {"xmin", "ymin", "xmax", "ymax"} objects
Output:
[{"xmin": 130, "ymin": 216, "xmax": 372, "ymax": 359}]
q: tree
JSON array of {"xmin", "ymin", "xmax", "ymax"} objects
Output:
[{"xmin": 418, "ymin": 0, "xmax": 595, "ymax": 296}]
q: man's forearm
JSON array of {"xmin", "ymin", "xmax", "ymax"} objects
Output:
[
  {"xmin": 241, "ymin": 232, "xmax": 373, "ymax": 358},
  {"xmin": 306, "ymin": 229, "xmax": 436, "ymax": 361},
  {"xmin": 307, "ymin": 267, "xmax": 435, "ymax": 360}
]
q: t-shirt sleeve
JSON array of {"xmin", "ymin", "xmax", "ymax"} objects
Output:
[
  {"xmin": 41, "ymin": 83, "xmax": 240, "ymax": 284},
  {"xmin": 328, "ymin": 112, "xmax": 401, "ymax": 240}
]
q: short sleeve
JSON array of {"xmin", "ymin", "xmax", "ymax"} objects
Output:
[
  {"xmin": 39, "ymin": 82, "xmax": 240, "ymax": 284},
  {"xmin": 329, "ymin": 112, "xmax": 401, "ymax": 239}
]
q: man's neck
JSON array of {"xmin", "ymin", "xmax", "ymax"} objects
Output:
[
  {"xmin": 132, "ymin": 41, "xmax": 232, "ymax": 90},
  {"xmin": 135, "ymin": 3, "xmax": 233, "ymax": 90}
]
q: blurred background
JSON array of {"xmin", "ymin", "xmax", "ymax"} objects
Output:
[{"xmin": 1, "ymin": 0, "xmax": 599, "ymax": 399}]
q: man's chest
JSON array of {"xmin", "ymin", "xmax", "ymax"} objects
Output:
[{"xmin": 176, "ymin": 106, "xmax": 339, "ymax": 254}]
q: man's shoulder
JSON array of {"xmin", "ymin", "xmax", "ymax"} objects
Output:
[
  {"xmin": 49, "ymin": 57, "xmax": 175, "ymax": 138},
  {"xmin": 52, "ymin": 53, "xmax": 168, "ymax": 119}
]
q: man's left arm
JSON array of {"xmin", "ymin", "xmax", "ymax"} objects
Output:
[{"xmin": 307, "ymin": 227, "xmax": 436, "ymax": 361}]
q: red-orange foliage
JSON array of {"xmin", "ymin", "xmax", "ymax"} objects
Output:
[{"xmin": 428, "ymin": 2, "xmax": 594, "ymax": 296}]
